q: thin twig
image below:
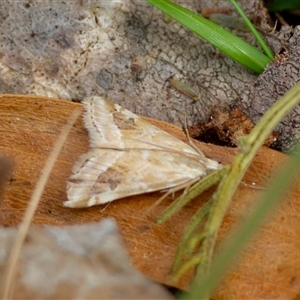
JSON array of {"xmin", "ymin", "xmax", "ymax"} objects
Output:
[{"xmin": 2, "ymin": 108, "xmax": 81, "ymax": 299}]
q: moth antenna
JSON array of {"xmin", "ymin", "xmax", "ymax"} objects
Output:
[
  {"xmin": 123, "ymin": 139, "xmax": 202, "ymax": 162},
  {"xmin": 99, "ymin": 201, "xmax": 111, "ymax": 212},
  {"xmin": 2, "ymin": 108, "xmax": 81, "ymax": 299},
  {"xmin": 182, "ymin": 115, "xmax": 206, "ymax": 158},
  {"xmin": 240, "ymin": 181, "xmax": 265, "ymax": 190}
]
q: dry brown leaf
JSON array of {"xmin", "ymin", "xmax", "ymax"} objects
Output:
[{"xmin": 0, "ymin": 94, "xmax": 300, "ymax": 298}]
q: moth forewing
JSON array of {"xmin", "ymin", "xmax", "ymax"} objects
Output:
[{"xmin": 65, "ymin": 96, "xmax": 221, "ymax": 208}]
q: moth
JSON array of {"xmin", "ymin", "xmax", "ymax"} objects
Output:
[{"xmin": 65, "ymin": 96, "xmax": 221, "ymax": 208}]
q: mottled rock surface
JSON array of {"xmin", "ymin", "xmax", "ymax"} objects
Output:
[
  {"xmin": 0, "ymin": 0, "xmax": 298, "ymax": 150},
  {"xmin": 240, "ymin": 27, "xmax": 300, "ymax": 152},
  {"xmin": 0, "ymin": 219, "xmax": 173, "ymax": 299}
]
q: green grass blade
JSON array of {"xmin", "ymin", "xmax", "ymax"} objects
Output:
[
  {"xmin": 146, "ymin": 0, "xmax": 271, "ymax": 73},
  {"xmin": 188, "ymin": 140, "xmax": 300, "ymax": 299},
  {"xmin": 229, "ymin": 0, "xmax": 274, "ymax": 60},
  {"xmin": 186, "ymin": 81, "xmax": 300, "ymax": 299},
  {"xmin": 157, "ymin": 168, "xmax": 227, "ymax": 224}
]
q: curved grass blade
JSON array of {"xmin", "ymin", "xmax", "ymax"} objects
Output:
[
  {"xmin": 157, "ymin": 168, "xmax": 228, "ymax": 224},
  {"xmin": 189, "ymin": 129, "xmax": 300, "ymax": 299},
  {"xmin": 181, "ymin": 81, "xmax": 300, "ymax": 298},
  {"xmin": 229, "ymin": 0, "xmax": 274, "ymax": 60},
  {"xmin": 146, "ymin": 0, "xmax": 271, "ymax": 73}
]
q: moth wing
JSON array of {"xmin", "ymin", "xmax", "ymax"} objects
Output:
[
  {"xmin": 84, "ymin": 96, "xmax": 202, "ymax": 155},
  {"xmin": 65, "ymin": 148, "xmax": 207, "ymax": 208}
]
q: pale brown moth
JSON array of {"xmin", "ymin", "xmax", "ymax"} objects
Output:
[{"xmin": 65, "ymin": 96, "xmax": 221, "ymax": 208}]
